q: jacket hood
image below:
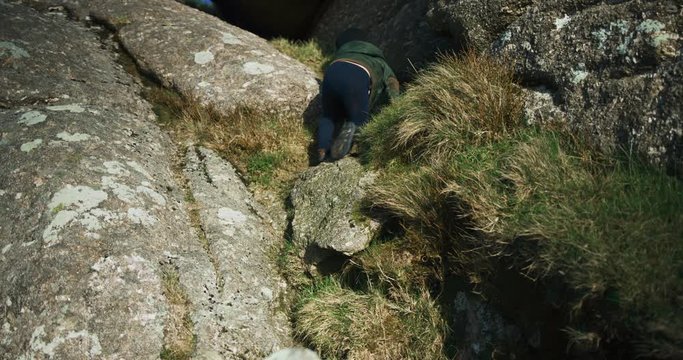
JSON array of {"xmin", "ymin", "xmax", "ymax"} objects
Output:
[{"xmin": 335, "ymin": 40, "xmax": 385, "ymax": 59}]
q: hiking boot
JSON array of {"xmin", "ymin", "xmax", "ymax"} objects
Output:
[{"xmin": 331, "ymin": 122, "xmax": 356, "ymax": 160}]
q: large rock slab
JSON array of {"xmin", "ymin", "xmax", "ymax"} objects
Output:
[
  {"xmin": 290, "ymin": 158, "xmax": 378, "ymax": 265},
  {"xmin": 184, "ymin": 146, "xmax": 293, "ymax": 357},
  {"xmin": 313, "ymin": 0, "xmax": 454, "ymax": 80},
  {"xmin": 493, "ymin": 1, "xmax": 682, "ymax": 174},
  {"xmin": 29, "ymin": 0, "xmax": 319, "ymax": 117},
  {"xmin": 0, "ymin": 2, "xmax": 219, "ymax": 358},
  {"xmin": 1, "ymin": 2, "xmax": 141, "ymax": 111},
  {"xmin": 1, "ymin": 3, "xmax": 293, "ymax": 358}
]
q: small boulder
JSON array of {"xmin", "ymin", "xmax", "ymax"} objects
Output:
[{"xmin": 290, "ymin": 158, "xmax": 378, "ymax": 266}]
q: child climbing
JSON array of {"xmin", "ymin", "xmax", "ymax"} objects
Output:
[{"xmin": 317, "ymin": 28, "xmax": 400, "ymax": 163}]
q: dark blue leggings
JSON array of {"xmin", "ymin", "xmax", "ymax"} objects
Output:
[{"xmin": 317, "ymin": 61, "xmax": 371, "ymax": 151}]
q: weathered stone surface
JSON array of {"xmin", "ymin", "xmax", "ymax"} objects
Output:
[
  {"xmin": 430, "ymin": 0, "xmax": 683, "ymax": 174},
  {"xmin": 427, "ymin": 0, "xmax": 534, "ymax": 52},
  {"xmin": 28, "ymin": 0, "xmax": 319, "ymax": 117},
  {"xmin": 0, "ymin": 2, "xmax": 220, "ymax": 358},
  {"xmin": 0, "ymin": 2, "xmax": 141, "ymax": 111},
  {"xmin": 493, "ymin": 1, "xmax": 682, "ymax": 174},
  {"xmin": 1, "ymin": 3, "xmax": 294, "ymax": 358},
  {"xmin": 313, "ymin": 0, "xmax": 454, "ymax": 80},
  {"xmin": 290, "ymin": 158, "xmax": 378, "ymax": 264},
  {"xmin": 184, "ymin": 146, "xmax": 292, "ymax": 358},
  {"xmin": 521, "ymin": 86, "xmax": 567, "ymax": 126}
]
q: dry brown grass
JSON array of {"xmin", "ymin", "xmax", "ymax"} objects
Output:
[
  {"xmin": 146, "ymin": 87, "xmax": 312, "ymax": 194},
  {"xmin": 363, "ymin": 163, "xmax": 496, "ymax": 283},
  {"xmin": 160, "ymin": 267, "xmax": 195, "ymax": 360},
  {"xmin": 361, "ymin": 51, "xmax": 524, "ymax": 164},
  {"xmin": 295, "ymin": 279, "xmax": 447, "ymax": 360}
]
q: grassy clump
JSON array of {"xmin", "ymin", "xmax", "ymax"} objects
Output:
[
  {"xmin": 160, "ymin": 267, "xmax": 195, "ymax": 360},
  {"xmin": 361, "ymin": 51, "xmax": 524, "ymax": 165},
  {"xmin": 146, "ymin": 87, "xmax": 312, "ymax": 194},
  {"xmin": 492, "ymin": 136, "xmax": 682, "ymax": 313},
  {"xmin": 295, "ymin": 278, "xmax": 446, "ymax": 360},
  {"xmin": 361, "ymin": 52, "xmax": 683, "ymax": 355},
  {"xmin": 270, "ymin": 37, "xmax": 332, "ymax": 78}
]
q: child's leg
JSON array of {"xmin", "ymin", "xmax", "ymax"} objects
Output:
[
  {"xmin": 340, "ymin": 71, "xmax": 370, "ymax": 128},
  {"xmin": 317, "ymin": 115, "xmax": 335, "ymax": 152},
  {"xmin": 317, "ymin": 66, "xmax": 345, "ymax": 153},
  {"xmin": 329, "ymin": 62, "xmax": 371, "ymax": 159}
]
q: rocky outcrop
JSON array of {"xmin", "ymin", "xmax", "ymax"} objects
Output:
[
  {"xmin": 30, "ymin": 0, "xmax": 320, "ymax": 117},
  {"xmin": 1, "ymin": 2, "xmax": 197, "ymax": 357},
  {"xmin": 0, "ymin": 2, "xmax": 294, "ymax": 358},
  {"xmin": 290, "ymin": 158, "xmax": 378, "ymax": 266},
  {"xmin": 313, "ymin": 0, "xmax": 455, "ymax": 80},
  {"xmin": 428, "ymin": 0, "xmax": 683, "ymax": 174}
]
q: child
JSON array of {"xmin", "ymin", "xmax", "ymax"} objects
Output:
[{"xmin": 317, "ymin": 28, "xmax": 400, "ymax": 162}]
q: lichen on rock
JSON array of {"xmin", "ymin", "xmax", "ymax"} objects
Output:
[{"xmin": 290, "ymin": 158, "xmax": 378, "ymax": 265}]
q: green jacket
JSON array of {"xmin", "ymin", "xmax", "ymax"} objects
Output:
[{"xmin": 332, "ymin": 40, "xmax": 400, "ymax": 110}]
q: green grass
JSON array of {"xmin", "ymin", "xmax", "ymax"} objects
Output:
[
  {"xmin": 247, "ymin": 151, "xmax": 285, "ymax": 186},
  {"xmin": 360, "ymin": 52, "xmax": 683, "ymax": 355},
  {"xmin": 294, "ymin": 278, "xmax": 447, "ymax": 360},
  {"xmin": 270, "ymin": 38, "xmax": 332, "ymax": 78}
]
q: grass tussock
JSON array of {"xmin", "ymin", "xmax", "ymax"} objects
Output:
[
  {"xmin": 146, "ymin": 87, "xmax": 312, "ymax": 193},
  {"xmin": 361, "ymin": 51, "xmax": 524, "ymax": 165},
  {"xmin": 160, "ymin": 267, "xmax": 195, "ymax": 360},
  {"xmin": 295, "ymin": 278, "xmax": 446, "ymax": 360},
  {"xmin": 270, "ymin": 37, "xmax": 332, "ymax": 78},
  {"xmin": 276, "ymin": 238, "xmax": 314, "ymax": 292},
  {"xmin": 361, "ymin": 51, "xmax": 683, "ymax": 355},
  {"xmin": 346, "ymin": 239, "xmax": 438, "ymax": 292}
]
